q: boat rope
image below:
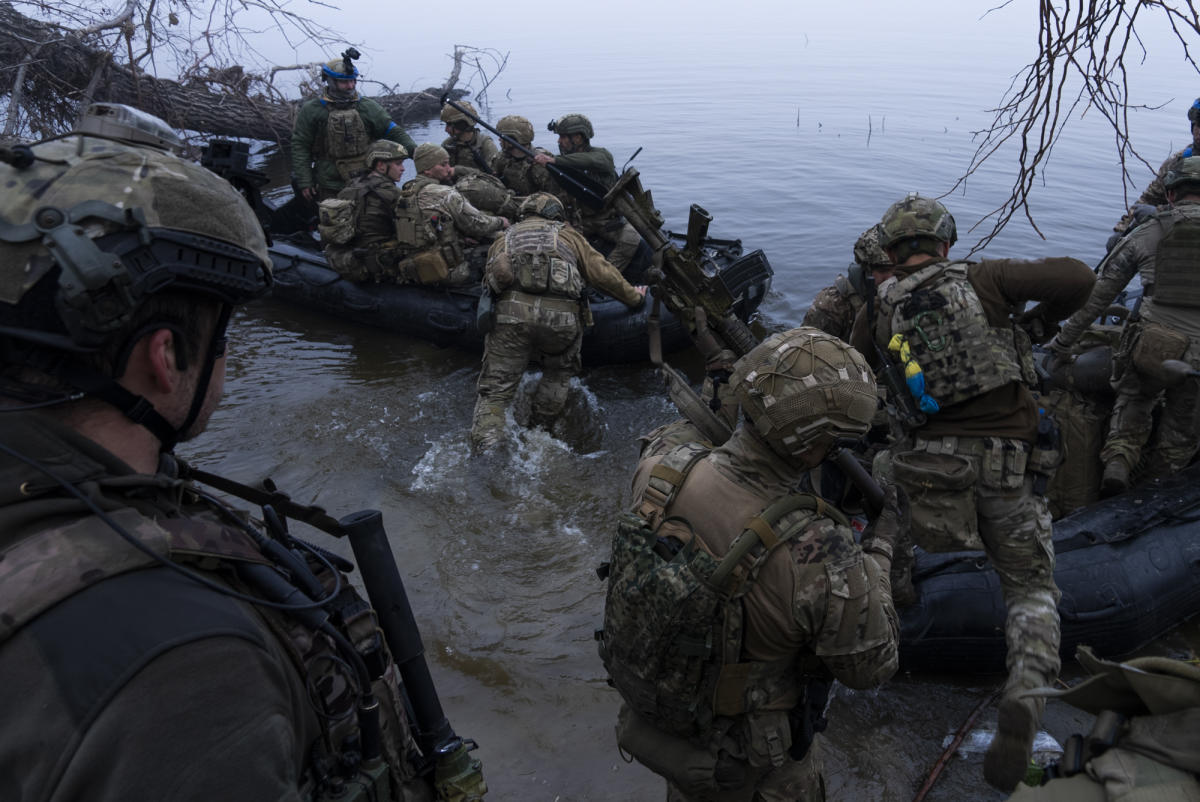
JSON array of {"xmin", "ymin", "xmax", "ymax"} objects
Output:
[{"xmin": 911, "ymin": 685, "xmax": 1002, "ymax": 802}]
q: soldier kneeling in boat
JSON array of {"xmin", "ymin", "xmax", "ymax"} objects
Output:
[
  {"xmin": 319, "ymin": 139, "xmax": 411, "ymax": 282},
  {"xmin": 470, "ymin": 193, "xmax": 645, "ymax": 451}
]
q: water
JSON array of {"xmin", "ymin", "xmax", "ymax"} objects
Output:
[{"xmin": 185, "ymin": 8, "xmax": 1200, "ymax": 799}]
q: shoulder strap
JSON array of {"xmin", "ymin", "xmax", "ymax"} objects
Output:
[{"xmin": 634, "ymin": 442, "xmax": 710, "ymax": 526}]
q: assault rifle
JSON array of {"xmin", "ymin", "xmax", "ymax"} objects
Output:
[{"xmin": 182, "ymin": 467, "xmax": 487, "ymax": 801}]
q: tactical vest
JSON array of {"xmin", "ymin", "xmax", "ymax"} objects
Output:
[
  {"xmin": 499, "ymin": 219, "xmax": 584, "ymax": 299},
  {"xmin": 0, "ymin": 474, "xmax": 420, "ymax": 801},
  {"xmin": 325, "ymin": 105, "xmax": 371, "ymax": 184},
  {"xmin": 876, "ymin": 260, "xmax": 1025, "ymax": 410},
  {"xmin": 395, "ymin": 177, "xmax": 462, "ymax": 284},
  {"xmin": 599, "ymin": 443, "xmax": 838, "ymax": 751},
  {"xmin": 1153, "ymin": 209, "xmax": 1200, "ymax": 308}
]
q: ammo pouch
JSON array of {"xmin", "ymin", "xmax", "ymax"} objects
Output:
[
  {"xmin": 317, "ymin": 198, "xmax": 357, "ymax": 245},
  {"xmin": 324, "ymin": 244, "xmax": 371, "ymax": 282},
  {"xmin": 1130, "ymin": 321, "xmax": 1189, "ymax": 383},
  {"xmin": 397, "ymin": 250, "xmax": 451, "ymax": 285},
  {"xmin": 617, "ymin": 706, "xmax": 743, "ymax": 795},
  {"xmin": 892, "ymin": 450, "xmax": 982, "ymax": 552}
]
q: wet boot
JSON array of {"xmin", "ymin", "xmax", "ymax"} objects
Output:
[
  {"xmin": 984, "ymin": 695, "xmax": 1037, "ymax": 792},
  {"xmin": 1100, "ymin": 458, "xmax": 1130, "ymax": 498},
  {"xmin": 470, "ymin": 401, "xmax": 507, "ymax": 453}
]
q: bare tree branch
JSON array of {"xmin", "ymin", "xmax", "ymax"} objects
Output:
[{"xmin": 951, "ymin": 0, "xmax": 1200, "ymax": 254}]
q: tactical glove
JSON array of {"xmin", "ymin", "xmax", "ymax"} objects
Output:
[{"xmin": 861, "ymin": 483, "xmax": 909, "ymax": 566}]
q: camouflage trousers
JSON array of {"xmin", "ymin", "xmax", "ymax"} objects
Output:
[
  {"xmin": 470, "ymin": 292, "xmax": 582, "ymax": 448},
  {"xmin": 1103, "ymin": 333, "xmax": 1200, "ymax": 480},
  {"xmin": 877, "ymin": 434, "xmax": 1061, "ymax": 699}
]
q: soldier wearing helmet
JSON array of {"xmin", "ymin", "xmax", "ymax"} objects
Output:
[
  {"xmin": 601, "ymin": 328, "xmax": 903, "ymax": 802},
  {"xmin": 290, "ymin": 47, "xmax": 416, "ymax": 202},
  {"xmin": 399, "ymin": 143, "xmax": 509, "ymax": 286},
  {"xmin": 802, "ymin": 224, "xmax": 888, "ymax": 343},
  {"xmin": 1112, "ymin": 96, "xmax": 1200, "ymax": 232},
  {"xmin": 534, "ymin": 113, "xmax": 644, "ymax": 274},
  {"xmin": 1052, "ymin": 156, "xmax": 1200, "ymax": 497},
  {"xmin": 0, "ymin": 107, "xmax": 437, "ymax": 800},
  {"xmin": 439, "ymin": 100, "xmax": 499, "ymax": 175},
  {"xmin": 491, "ymin": 114, "xmax": 567, "ymax": 201},
  {"xmin": 470, "ymin": 192, "xmax": 646, "ymax": 451},
  {"xmin": 318, "ymin": 139, "xmax": 411, "ymax": 282},
  {"xmin": 853, "ymin": 194, "xmax": 1095, "ymax": 793}
]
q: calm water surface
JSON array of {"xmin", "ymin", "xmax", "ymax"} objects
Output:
[{"xmin": 184, "ymin": 17, "xmax": 1199, "ymax": 800}]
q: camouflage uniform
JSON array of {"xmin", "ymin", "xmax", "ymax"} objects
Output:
[
  {"xmin": 291, "ymin": 96, "xmax": 415, "ymax": 200},
  {"xmin": 442, "ymin": 131, "xmax": 500, "ymax": 174},
  {"xmin": 0, "ymin": 414, "xmax": 434, "ymax": 802},
  {"xmin": 802, "ymin": 277, "xmax": 864, "ymax": 342},
  {"xmin": 619, "ymin": 425, "xmax": 899, "ymax": 802},
  {"xmin": 552, "ymin": 146, "xmax": 643, "ymax": 273},
  {"xmin": 470, "ymin": 208, "xmax": 642, "ymax": 448},
  {"xmin": 1006, "ymin": 647, "xmax": 1200, "ymax": 801},
  {"xmin": 492, "ymin": 148, "xmax": 565, "ymax": 199},
  {"xmin": 332, "ymin": 169, "xmax": 403, "ymax": 281},
  {"xmin": 1057, "ymin": 199, "xmax": 1200, "ymax": 482},
  {"xmin": 405, "ymin": 176, "xmax": 506, "ymax": 286}
]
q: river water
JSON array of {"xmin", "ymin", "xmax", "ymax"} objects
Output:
[{"xmin": 181, "ymin": 6, "xmax": 1199, "ymax": 800}]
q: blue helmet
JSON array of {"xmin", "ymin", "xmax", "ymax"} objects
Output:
[{"xmin": 1188, "ymin": 97, "xmax": 1200, "ymax": 125}]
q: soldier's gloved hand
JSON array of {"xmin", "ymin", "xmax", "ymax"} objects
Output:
[
  {"xmin": 1016, "ymin": 303, "xmax": 1060, "ymax": 345},
  {"xmin": 862, "ymin": 483, "xmax": 909, "ymax": 560}
]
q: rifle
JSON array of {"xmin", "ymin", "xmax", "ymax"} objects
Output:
[{"xmin": 439, "ymin": 95, "xmax": 609, "ymax": 209}]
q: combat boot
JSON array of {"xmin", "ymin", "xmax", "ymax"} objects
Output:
[
  {"xmin": 1100, "ymin": 458, "xmax": 1130, "ymax": 498},
  {"xmin": 984, "ymin": 695, "xmax": 1038, "ymax": 792}
]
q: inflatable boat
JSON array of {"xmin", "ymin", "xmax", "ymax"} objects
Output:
[
  {"xmin": 265, "ymin": 233, "xmax": 773, "ymax": 365},
  {"xmin": 898, "ymin": 433, "xmax": 1200, "ymax": 673}
]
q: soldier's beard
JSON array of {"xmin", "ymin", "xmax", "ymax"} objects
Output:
[{"xmin": 323, "ymin": 85, "xmax": 359, "ymax": 104}]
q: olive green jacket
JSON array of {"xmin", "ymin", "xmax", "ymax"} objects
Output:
[{"xmin": 291, "ymin": 96, "xmax": 416, "ymax": 194}]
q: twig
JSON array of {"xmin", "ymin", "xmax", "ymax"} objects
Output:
[{"xmin": 911, "ymin": 686, "xmax": 1003, "ymax": 802}]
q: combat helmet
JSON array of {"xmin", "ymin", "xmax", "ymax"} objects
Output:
[
  {"xmin": 1165, "ymin": 156, "xmax": 1200, "ymax": 194},
  {"xmin": 321, "ymin": 48, "xmax": 360, "ymax": 102},
  {"xmin": 364, "ymin": 140, "xmax": 408, "ymax": 169},
  {"xmin": 732, "ymin": 328, "xmax": 877, "ymax": 466},
  {"xmin": 441, "ymin": 101, "xmax": 479, "ymax": 127},
  {"xmin": 497, "ymin": 115, "xmax": 535, "ymax": 147},
  {"xmin": 548, "ymin": 114, "xmax": 594, "ymax": 139},
  {"xmin": 1188, "ymin": 98, "xmax": 1200, "ymax": 126},
  {"xmin": 519, "ymin": 192, "xmax": 566, "ymax": 222},
  {"xmin": 879, "ymin": 193, "xmax": 958, "ymax": 250},
  {"xmin": 0, "ymin": 104, "xmax": 272, "ymax": 448}
]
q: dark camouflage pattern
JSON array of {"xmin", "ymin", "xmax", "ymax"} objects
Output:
[
  {"xmin": 876, "ymin": 261, "xmax": 1026, "ymax": 412},
  {"xmin": 878, "ymin": 194, "xmax": 957, "ymax": 249},
  {"xmin": 853, "ymin": 224, "xmax": 888, "ymax": 268},
  {"xmin": 801, "ymin": 280, "xmax": 862, "ymax": 342}
]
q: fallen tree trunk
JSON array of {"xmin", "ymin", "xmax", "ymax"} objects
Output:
[{"xmin": 0, "ymin": 1, "xmax": 462, "ymax": 145}]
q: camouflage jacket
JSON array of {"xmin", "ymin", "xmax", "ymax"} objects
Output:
[
  {"xmin": 0, "ymin": 412, "xmax": 428, "ymax": 802},
  {"xmin": 291, "ymin": 96, "xmax": 416, "ymax": 194},
  {"xmin": 1062, "ymin": 199, "xmax": 1200, "ymax": 345},
  {"xmin": 441, "ymin": 132, "xmax": 499, "ymax": 174},
  {"xmin": 408, "ymin": 179, "xmax": 506, "ymax": 241},
  {"xmin": 629, "ymin": 425, "xmax": 899, "ymax": 700},
  {"xmin": 802, "ymin": 275, "xmax": 863, "ymax": 342},
  {"xmin": 491, "ymin": 148, "xmax": 565, "ymax": 198}
]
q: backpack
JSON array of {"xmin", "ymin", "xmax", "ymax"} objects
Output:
[
  {"xmin": 317, "ymin": 198, "xmax": 357, "ymax": 245},
  {"xmin": 598, "ymin": 444, "xmax": 838, "ymax": 740}
]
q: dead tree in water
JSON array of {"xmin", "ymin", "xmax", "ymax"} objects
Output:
[
  {"xmin": 0, "ymin": 2, "xmax": 499, "ymax": 148},
  {"xmin": 951, "ymin": 0, "xmax": 1200, "ymax": 252}
]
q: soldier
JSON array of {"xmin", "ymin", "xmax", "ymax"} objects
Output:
[
  {"xmin": 852, "ymin": 194, "xmax": 1095, "ymax": 792},
  {"xmin": 319, "ymin": 139, "xmax": 408, "ymax": 282},
  {"xmin": 490, "ymin": 114, "xmax": 565, "ymax": 199},
  {"xmin": 599, "ymin": 328, "xmax": 902, "ymax": 802},
  {"xmin": 1111, "ymin": 97, "xmax": 1200, "ymax": 233},
  {"xmin": 802, "ymin": 224, "xmax": 888, "ymax": 342},
  {"xmin": 404, "ymin": 143, "xmax": 509, "ymax": 286},
  {"xmin": 291, "ymin": 48, "xmax": 416, "ymax": 202},
  {"xmin": 0, "ymin": 107, "xmax": 441, "ymax": 800},
  {"xmin": 440, "ymin": 100, "xmax": 499, "ymax": 175},
  {"xmin": 1050, "ymin": 157, "xmax": 1200, "ymax": 496},
  {"xmin": 534, "ymin": 113, "xmax": 643, "ymax": 274},
  {"xmin": 1006, "ymin": 647, "xmax": 1200, "ymax": 801},
  {"xmin": 470, "ymin": 193, "xmax": 645, "ymax": 451}
]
